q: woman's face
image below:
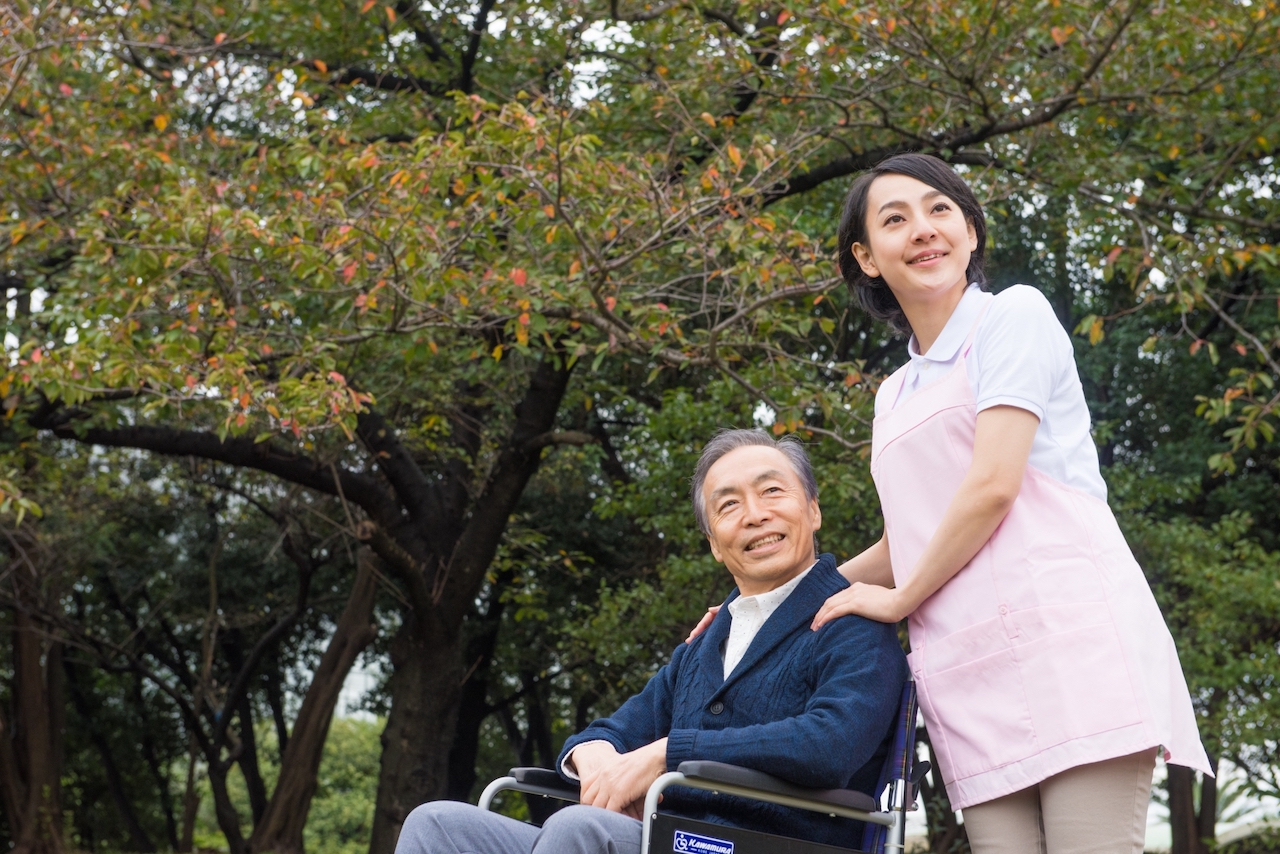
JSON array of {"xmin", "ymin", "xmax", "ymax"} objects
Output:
[{"xmin": 850, "ymin": 173, "xmax": 977, "ymax": 310}]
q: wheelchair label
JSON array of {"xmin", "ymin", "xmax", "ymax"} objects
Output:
[{"xmin": 672, "ymin": 829, "xmax": 733, "ymax": 854}]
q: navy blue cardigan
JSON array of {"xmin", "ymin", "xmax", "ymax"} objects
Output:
[{"xmin": 558, "ymin": 554, "xmax": 909, "ymax": 848}]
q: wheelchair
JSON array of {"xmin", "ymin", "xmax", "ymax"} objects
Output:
[{"xmin": 479, "ymin": 680, "xmax": 929, "ymax": 854}]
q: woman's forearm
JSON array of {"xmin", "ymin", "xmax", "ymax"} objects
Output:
[{"xmin": 836, "ymin": 534, "xmax": 894, "ymax": 587}]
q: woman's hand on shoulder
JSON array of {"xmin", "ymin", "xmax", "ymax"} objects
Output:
[
  {"xmin": 685, "ymin": 605, "xmax": 720, "ymax": 643},
  {"xmin": 811, "ymin": 582, "xmax": 907, "ymax": 630}
]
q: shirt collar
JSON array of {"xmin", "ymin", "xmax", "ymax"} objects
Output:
[
  {"xmin": 728, "ymin": 562, "xmax": 815, "ymax": 619},
  {"xmin": 906, "ymin": 284, "xmax": 989, "ymax": 364}
]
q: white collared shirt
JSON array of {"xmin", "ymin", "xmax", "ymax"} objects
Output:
[
  {"xmin": 562, "ymin": 564, "xmax": 815, "ymax": 781},
  {"xmin": 723, "ymin": 565, "xmax": 812, "ymax": 678},
  {"xmin": 875, "ymin": 283, "xmax": 1107, "ymax": 503}
]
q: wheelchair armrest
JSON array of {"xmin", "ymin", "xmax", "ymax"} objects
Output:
[
  {"xmin": 675, "ymin": 761, "xmax": 879, "ymax": 813},
  {"xmin": 509, "ymin": 767, "xmax": 582, "ymax": 799}
]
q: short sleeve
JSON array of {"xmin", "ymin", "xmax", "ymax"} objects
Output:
[{"xmin": 972, "ymin": 285, "xmax": 1070, "ymax": 421}]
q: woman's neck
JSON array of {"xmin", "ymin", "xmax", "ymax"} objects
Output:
[{"xmin": 902, "ymin": 283, "xmax": 968, "ymax": 355}]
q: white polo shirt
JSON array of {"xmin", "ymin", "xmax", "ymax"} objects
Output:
[{"xmin": 875, "ymin": 284, "xmax": 1107, "ymax": 503}]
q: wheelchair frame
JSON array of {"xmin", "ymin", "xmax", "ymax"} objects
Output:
[{"xmin": 478, "ymin": 680, "xmax": 927, "ymax": 854}]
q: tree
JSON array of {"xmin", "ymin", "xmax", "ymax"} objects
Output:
[{"xmin": 6, "ymin": 1, "xmax": 1280, "ymax": 851}]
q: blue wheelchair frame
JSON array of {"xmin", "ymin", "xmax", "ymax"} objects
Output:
[{"xmin": 479, "ymin": 680, "xmax": 928, "ymax": 854}]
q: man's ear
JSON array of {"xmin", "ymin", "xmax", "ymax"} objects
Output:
[
  {"xmin": 810, "ymin": 499, "xmax": 822, "ymax": 533},
  {"xmin": 708, "ymin": 535, "xmax": 723, "ymax": 563},
  {"xmin": 851, "ymin": 242, "xmax": 880, "ymax": 279}
]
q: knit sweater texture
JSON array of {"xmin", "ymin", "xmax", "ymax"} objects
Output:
[{"xmin": 557, "ymin": 554, "xmax": 909, "ymax": 849}]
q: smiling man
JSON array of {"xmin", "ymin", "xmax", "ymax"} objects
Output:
[{"xmin": 395, "ymin": 429, "xmax": 907, "ymax": 854}]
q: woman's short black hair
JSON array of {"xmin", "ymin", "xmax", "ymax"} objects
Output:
[{"xmin": 835, "ymin": 153, "xmax": 988, "ymax": 337}]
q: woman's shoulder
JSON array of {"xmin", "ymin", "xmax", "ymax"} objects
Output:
[
  {"xmin": 980, "ymin": 284, "xmax": 1068, "ymax": 341},
  {"xmin": 987, "ymin": 283, "xmax": 1056, "ymax": 317}
]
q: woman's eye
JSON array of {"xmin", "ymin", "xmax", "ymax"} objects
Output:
[
  {"xmin": 884, "ymin": 214, "xmax": 904, "ymax": 225},
  {"xmin": 933, "ymin": 203, "xmax": 952, "ymax": 213}
]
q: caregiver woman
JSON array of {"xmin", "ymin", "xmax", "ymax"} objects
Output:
[
  {"xmin": 816, "ymin": 153, "xmax": 1207, "ymax": 854},
  {"xmin": 803, "ymin": 153, "xmax": 1210, "ymax": 851}
]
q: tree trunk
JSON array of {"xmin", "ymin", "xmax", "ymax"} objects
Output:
[
  {"xmin": 1197, "ymin": 753, "xmax": 1219, "ymax": 848},
  {"xmin": 1168, "ymin": 765, "xmax": 1208, "ymax": 854},
  {"xmin": 249, "ymin": 551, "xmax": 379, "ymax": 854},
  {"xmin": 367, "ymin": 616, "xmax": 466, "ymax": 854},
  {"xmin": 0, "ymin": 606, "xmax": 66, "ymax": 854}
]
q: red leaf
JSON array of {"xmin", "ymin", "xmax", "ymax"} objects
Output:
[
  {"xmin": 1106, "ymin": 247, "xmax": 1123, "ymax": 264},
  {"xmin": 214, "ymin": 32, "xmax": 227, "ymax": 45},
  {"xmin": 342, "ymin": 262, "xmax": 358, "ymax": 283},
  {"xmin": 605, "ymin": 296, "xmax": 617, "ymax": 312},
  {"xmin": 59, "ymin": 83, "xmax": 73, "ymax": 96},
  {"xmin": 518, "ymin": 312, "xmax": 531, "ymax": 326},
  {"xmin": 511, "ymin": 268, "xmax": 527, "ymax": 286},
  {"xmin": 1189, "ymin": 339, "xmax": 1203, "ymax": 355},
  {"xmin": 777, "ymin": 9, "xmax": 791, "ymax": 24},
  {"xmin": 329, "ymin": 371, "xmax": 346, "ymax": 384},
  {"xmin": 186, "ymin": 375, "xmax": 197, "ymax": 389},
  {"xmin": 384, "ymin": 5, "xmax": 396, "ymax": 22},
  {"xmin": 31, "ymin": 348, "xmax": 43, "ymax": 363}
]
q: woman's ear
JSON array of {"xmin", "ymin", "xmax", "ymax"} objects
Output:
[
  {"xmin": 851, "ymin": 242, "xmax": 880, "ymax": 278},
  {"xmin": 967, "ymin": 220, "xmax": 978, "ymax": 252}
]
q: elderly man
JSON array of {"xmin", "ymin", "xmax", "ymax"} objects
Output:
[{"xmin": 396, "ymin": 429, "xmax": 908, "ymax": 854}]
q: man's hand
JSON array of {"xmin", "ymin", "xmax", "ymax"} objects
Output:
[{"xmin": 573, "ymin": 738, "xmax": 669, "ymax": 819}]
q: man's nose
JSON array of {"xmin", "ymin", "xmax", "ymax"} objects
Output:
[{"xmin": 741, "ymin": 495, "xmax": 771, "ymax": 525}]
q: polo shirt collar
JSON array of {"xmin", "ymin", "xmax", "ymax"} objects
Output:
[{"xmin": 906, "ymin": 283, "xmax": 988, "ymax": 365}]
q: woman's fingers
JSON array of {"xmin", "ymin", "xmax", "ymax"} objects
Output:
[
  {"xmin": 811, "ymin": 586, "xmax": 860, "ymax": 630},
  {"xmin": 685, "ymin": 605, "xmax": 721, "ymax": 643}
]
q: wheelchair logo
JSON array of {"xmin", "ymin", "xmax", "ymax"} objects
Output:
[{"xmin": 672, "ymin": 829, "xmax": 734, "ymax": 854}]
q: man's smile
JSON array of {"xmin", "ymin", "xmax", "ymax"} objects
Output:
[{"xmin": 745, "ymin": 533, "xmax": 785, "ymax": 551}]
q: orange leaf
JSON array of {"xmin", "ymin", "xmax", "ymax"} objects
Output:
[
  {"xmin": 360, "ymin": 0, "xmax": 376, "ymax": 10},
  {"xmin": 342, "ymin": 262, "xmax": 358, "ymax": 282},
  {"xmin": 1106, "ymin": 246, "xmax": 1123, "ymax": 264},
  {"xmin": 30, "ymin": 348, "xmax": 43, "ymax": 363},
  {"xmin": 1189, "ymin": 339, "xmax": 1203, "ymax": 355},
  {"xmin": 314, "ymin": 59, "xmax": 328, "ymax": 73},
  {"xmin": 885, "ymin": 17, "xmax": 896, "ymax": 33},
  {"xmin": 518, "ymin": 312, "xmax": 531, "ymax": 326},
  {"xmin": 605, "ymin": 296, "xmax": 617, "ymax": 312},
  {"xmin": 568, "ymin": 259, "xmax": 582, "ymax": 277},
  {"xmin": 777, "ymin": 9, "xmax": 792, "ymax": 24},
  {"xmin": 186, "ymin": 375, "xmax": 197, "ymax": 389},
  {"xmin": 214, "ymin": 32, "xmax": 227, "ymax": 45},
  {"xmin": 384, "ymin": 5, "xmax": 396, "ymax": 22},
  {"xmin": 543, "ymin": 204, "xmax": 555, "ymax": 218},
  {"xmin": 512, "ymin": 268, "xmax": 527, "ymax": 286},
  {"xmin": 329, "ymin": 371, "xmax": 346, "ymax": 384}
]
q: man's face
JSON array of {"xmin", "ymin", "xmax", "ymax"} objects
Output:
[{"xmin": 702, "ymin": 445, "xmax": 822, "ymax": 597}]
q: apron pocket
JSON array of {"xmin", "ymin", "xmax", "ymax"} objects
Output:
[
  {"xmin": 1014, "ymin": 616, "xmax": 1143, "ymax": 749},
  {"xmin": 914, "ymin": 646, "xmax": 1038, "ymax": 781}
]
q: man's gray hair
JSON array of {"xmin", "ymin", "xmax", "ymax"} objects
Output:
[{"xmin": 690, "ymin": 429, "xmax": 819, "ymax": 536}]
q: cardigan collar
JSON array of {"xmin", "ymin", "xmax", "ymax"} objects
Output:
[{"xmin": 694, "ymin": 553, "xmax": 845, "ymax": 698}]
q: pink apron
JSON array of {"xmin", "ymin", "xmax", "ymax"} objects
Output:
[{"xmin": 870, "ymin": 310, "xmax": 1211, "ymax": 810}]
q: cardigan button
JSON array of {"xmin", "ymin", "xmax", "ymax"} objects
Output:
[{"xmin": 709, "ymin": 701, "xmax": 725, "ymax": 715}]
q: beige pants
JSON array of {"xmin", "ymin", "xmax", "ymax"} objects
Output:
[{"xmin": 962, "ymin": 749, "xmax": 1158, "ymax": 854}]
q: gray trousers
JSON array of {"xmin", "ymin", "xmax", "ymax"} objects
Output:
[{"xmin": 396, "ymin": 800, "xmax": 643, "ymax": 854}]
